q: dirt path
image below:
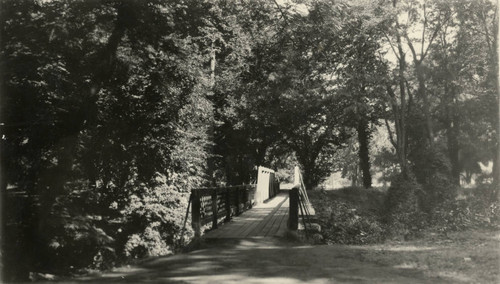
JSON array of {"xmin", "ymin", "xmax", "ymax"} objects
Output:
[{"xmin": 73, "ymin": 236, "xmax": 478, "ymax": 284}]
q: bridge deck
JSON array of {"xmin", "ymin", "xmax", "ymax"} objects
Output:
[{"xmin": 204, "ymin": 193, "xmax": 289, "ymax": 239}]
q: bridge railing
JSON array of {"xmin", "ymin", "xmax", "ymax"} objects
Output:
[
  {"xmin": 255, "ymin": 166, "xmax": 280, "ymax": 204},
  {"xmin": 287, "ymin": 166, "xmax": 314, "ymax": 235},
  {"xmin": 191, "ymin": 185, "xmax": 255, "ymax": 237}
]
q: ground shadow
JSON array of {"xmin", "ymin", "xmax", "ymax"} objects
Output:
[{"xmin": 74, "ymin": 238, "xmax": 452, "ymax": 283}]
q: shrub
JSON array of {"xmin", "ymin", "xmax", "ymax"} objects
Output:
[
  {"xmin": 429, "ymin": 183, "xmax": 500, "ymax": 232},
  {"xmin": 310, "ymin": 190, "xmax": 385, "ymax": 245},
  {"xmin": 411, "ymin": 146, "xmax": 457, "ymax": 213},
  {"xmin": 384, "ymin": 175, "xmax": 427, "ymax": 239},
  {"xmin": 119, "ymin": 174, "xmax": 194, "ymax": 260}
]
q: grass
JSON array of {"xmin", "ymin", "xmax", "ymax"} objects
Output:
[
  {"xmin": 355, "ymin": 229, "xmax": 500, "ymax": 283},
  {"xmin": 308, "ymin": 186, "xmax": 500, "ymax": 283}
]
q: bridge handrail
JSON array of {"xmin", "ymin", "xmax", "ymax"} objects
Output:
[
  {"xmin": 191, "ymin": 184, "xmax": 255, "ymax": 238},
  {"xmin": 288, "ymin": 167, "xmax": 314, "ymax": 237}
]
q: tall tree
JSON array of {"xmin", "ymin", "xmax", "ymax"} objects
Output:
[
  {"xmin": 335, "ymin": 12, "xmax": 388, "ymax": 188},
  {"xmin": 427, "ymin": 0, "xmax": 498, "ymax": 185},
  {"xmin": 379, "ymin": 0, "xmax": 455, "ymax": 178},
  {"xmin": 0, "ymin": 0, "xmax": 229, "ymax": 278}
]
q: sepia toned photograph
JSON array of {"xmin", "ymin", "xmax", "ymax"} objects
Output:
[{"xmin": 1, "ymin": 0, "xmax": 498, "ymax": 282}]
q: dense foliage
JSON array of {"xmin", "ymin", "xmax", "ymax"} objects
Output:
[
  {"xmin": 310, "ymin": 188, "xmax": 386, "ymax": 244},
  {"xmin": 1, "ymin": 0, "xmax": 497, "ymax": 281},
  {"xmin": 310, "ymin": 182, "xmax": 499, "ymax": 244},
  {"xmin": 1, "ymin": 0, "xmax": 224, "ymax": 280}
]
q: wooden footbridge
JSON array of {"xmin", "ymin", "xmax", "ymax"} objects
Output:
[
  {"xmin": 204, "ymin": 193, "xmax": 289, "ymax": 238},
  {"xmin": 190, "ymin": 166, "xmax": 314, "ymax": 240}
]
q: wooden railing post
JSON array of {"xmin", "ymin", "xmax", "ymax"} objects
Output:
[
  {"xmin": 247, "ymin": 185, "xmax": 253, "ymax": 209},
  {"xmin": 269, "ymin": 172, "xmax": 274, "ymax": 198},
  {"xmin": 235, "ymin": 186, "xmax": 241, "ymax": 215},
  {"xmin": 211, "ymin": 188, "xmax": 218, "ymax": 229},
  {"xmin": 288, "ymin": 184, "xmax": 299, "ymax": 230},
  {"xmin": 225, "ymin": 187, "xmax": 231, "ymax": 222},
  {"xmin": 191, "ymin": 184, "xmax": 258, "ymax": 236},
  {"xmin": 191, "ymin": 189, "xmax": 201, "ymax": 238}
]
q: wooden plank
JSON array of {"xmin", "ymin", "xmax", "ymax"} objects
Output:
[
  {"xmin": 220, "ymin": 206, "xmax": 267, "ymax": 238},
  {"xmin": 258, "ymin": 201, "xmax": 285, "ymax": 236},
  {"xmin": 225, "ymin": 211, "xmax": 258, "ymax": 234},
  {"xmin": 270, "ymin": 195, "xmax": 289, "ymax": 237},
  {"xmin": 244, "ymin": 199, "xmax": 286, "ymax": 237},
  {"xmin": 252, "ymin": 194, "xmax": 288, "ymax": 234},
  {"xmin": 262, "ymin": 196, "xmax": 289, "ymax": 236},
  {"xmin": 266, "ymin": 203, "xmax": 288, "ymax": 237},
  {"xmin": 206, "ymin": 211, "xmax": 243, "ymax": 238},
  {"xmin": 231, "ymin": 208, "xmax": 270, "ymax": 238},
  {"xmin": 229, "ymin": 208, "xmax": 270, "ymax": 238},
  {"xmin": 204, "ymin": 193, "xmax": 289, "ymax": 239},
  {"xmin": 217, "ymin": 215, "xmax": 250, "ymax": 237},
  {"xmin": 205, "ymin": 207, "xmax": 261, "ymax": 238},
  {"xmin": 232, "ymin": 200, "xmax": 278, "ymax": 238},
  {"xmin": 275, "ymin": 205, "xmax": 290, "ymax": 236},
  {"xmin": 274, "ymin": 215, "xmax": 288, "ymax": 237},
  {"xmin": 258, "ymin": 213, "xmax": 281, "ymax": 236}
]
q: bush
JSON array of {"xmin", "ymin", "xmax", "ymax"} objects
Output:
[
  {"xmin": 429, "ymin": 183, "xmax": 500, "ymax": 232},
  {"xmin": 419, "ymin": 176, "xmax": 457, "ymax": 214},
  {"xmin": 411, "ymin": 146, "xmax": 457, "ymax": 213},
  {"xmin": 384, "ymin": 175, "xmax": 427, "ymax": 239},
  {"xmin": 311, "ymin": 177, "xmax": 499, "ymax": 246},
  {"xmin": 120, "ymin": 177, "xmax": 193, "ymax": 260},
  {"xmin": 310, "ymin": 190, "xmax": 385, "ymax": 245}
]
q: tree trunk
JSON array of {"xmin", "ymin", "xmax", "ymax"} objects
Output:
[
  {"xmin": 447, "ymin": 122, "xmax": 460, "ymax": 186},
  {"xmin": 416, "ymin": 65, "xmax": 435, "ymax": 148},
  {"xmin": 397, "ymin": 42, "xmax": 409, "ymax": 178},
  {"xmin": 445, "ymin": 84, "xmax": 461, "ymax": 186},
  {"xmin": 389, "ymin": 0, "xmax": 410, "ymax": 179},
  {"xmin": 357, "ymin": 119, "xmax": 372, "ymax": 188},
  {"xmin": 448, "ymin": 125, "xmax": 460, "ymax": 185},
  {"xmin": 206, "ymin": 39, "xmax": 217, "ymax": 185}
]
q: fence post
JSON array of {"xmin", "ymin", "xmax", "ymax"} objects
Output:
[
  {"xmin": 256, "ymin": 166, "xmax": 263, "ymax": 204},
  {"xmin": 225, "ymin": 187, "xmax": 231, "ymax": 222},
  {"xmin": 269, "ymin": 172, "xmax": 274, "ymax": 198},
  {"xmin": 288, "ymin": 184, "xmax": 299, "ymax": 230},
  {"xmin": 247, "ymin": 185, "xmax": 253, "ymax": 209},
  {"xmin": 211, "ymin": 188, "xmax": 218, "ymax": 229},
  {"xmin": 235, "ymin": 186, "xmax": 241, "ymax": 215},
  {"xmin": 191, "ymin": 189, "xmax": 201, "ymax": 238}
]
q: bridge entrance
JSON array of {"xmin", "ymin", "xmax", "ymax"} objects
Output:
[
  {"xmin": 204, "ymin": 193, "xmax": 289, "ymax": 239},
  {"xmin": 190, "ymin": 166, "xmax": 313, "ymax": 240}
]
